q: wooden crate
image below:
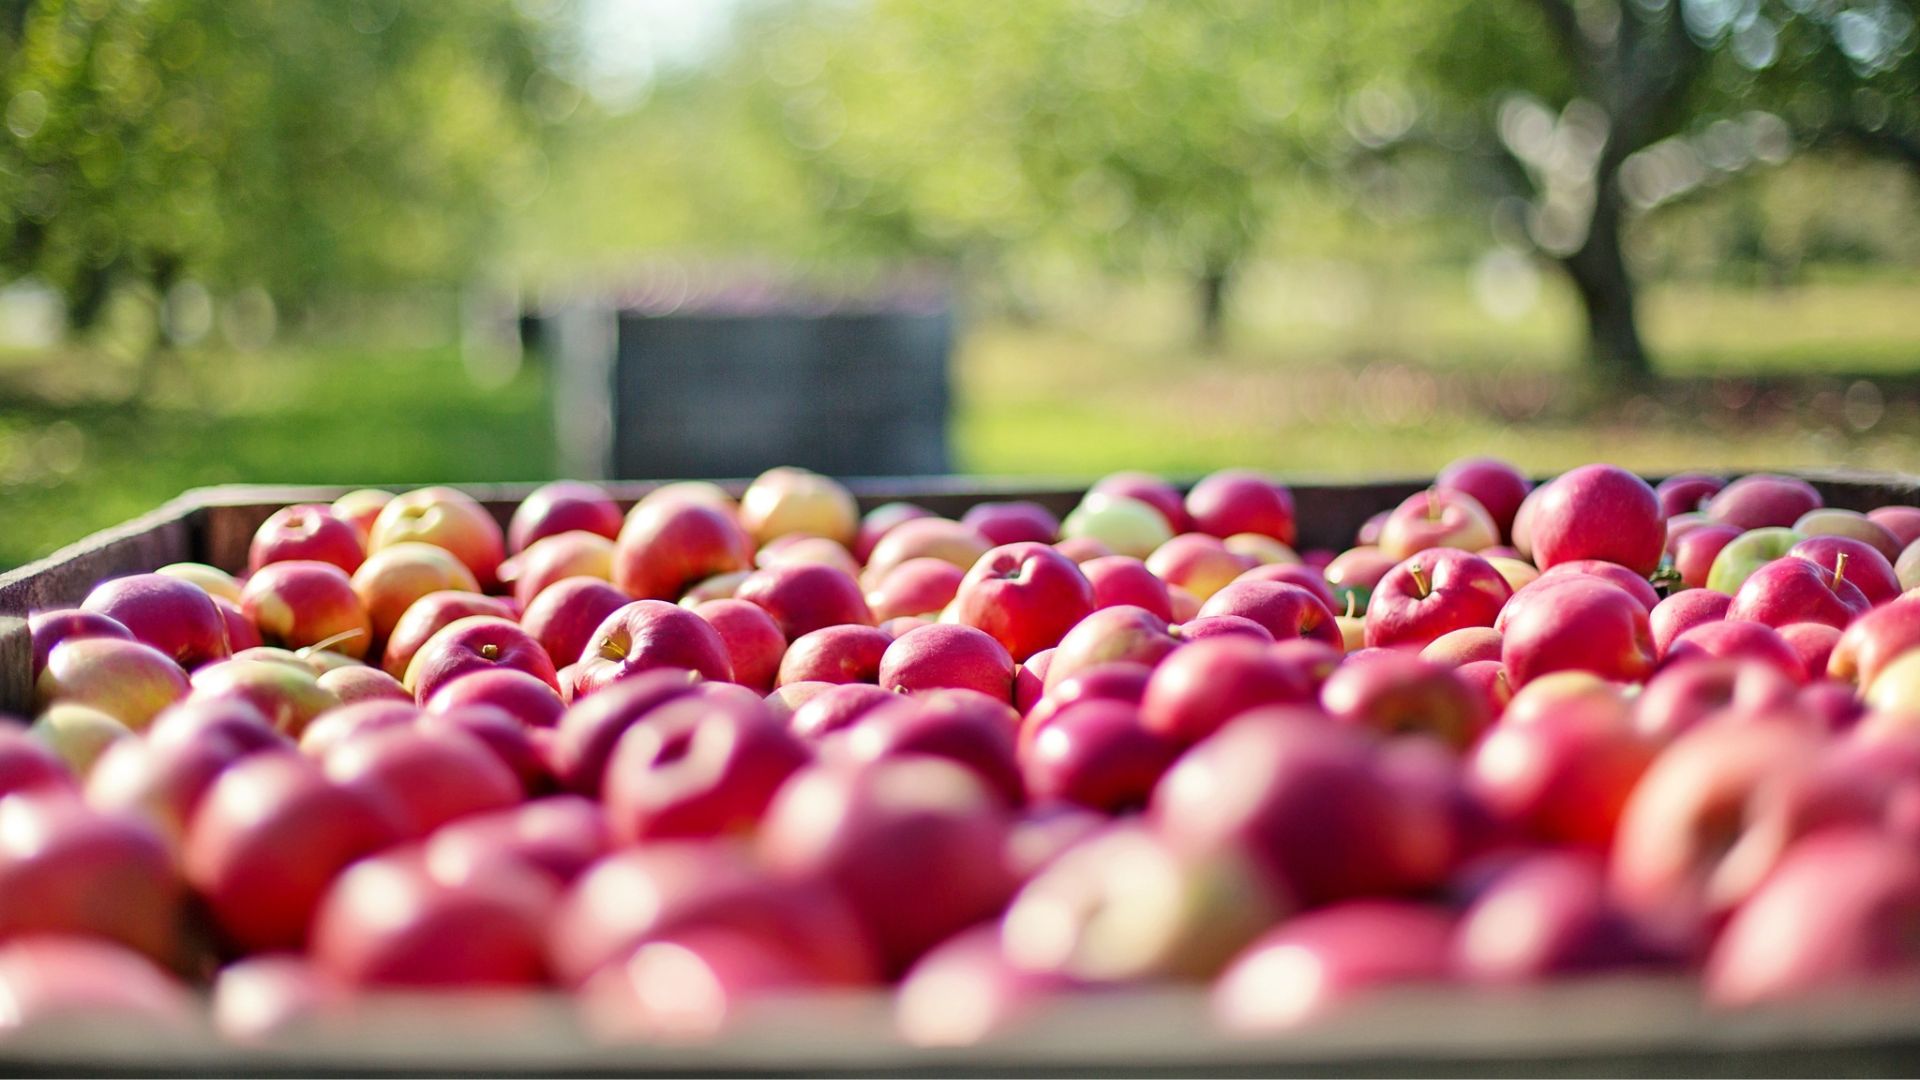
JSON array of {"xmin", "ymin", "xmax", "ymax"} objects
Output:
[{"xmin": 4, "ymin": 470, "xmax": 1920, "ymax": 1075}]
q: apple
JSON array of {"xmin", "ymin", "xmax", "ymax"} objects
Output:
[
  {"xmin": 1324, "ymin": 546, "xmax": 1398, "ymax": 612},
  {"xmin": 0, "ymin": 790, "xmax": 181, "ymax": 963},
  {"xmin": 1090, "ymin": 471, "xmax": 1192, "ymax": 534},
  {"xmin": 1453, "ymin": 850, "xmax": 1671, "ymax": 982},
  {"xmin": 1185, "ymin": 469, "xmax": 1297, "ymax": 545},
  {"xmin": 613, "ymin": 500, "xmax": 753, "ymax": 602},
  {"xmin": 147, "ymin": 697, "xmax": 287, "ymax": 757},
  {"xmin": 1364, "ymin": 548, "xmax": 1511, "ymax": 650},
  {"xmin": 154, "ymin": 562, "xmax": 243, "ymax": 604},
  {"xmin": 678, "ymin": 570, "xmax": 751, "ymax": 605},
  {"xmin": 1530, "ymin": 559, "xmax": 1659, "ymax": 612},
  {"xmin": 1214, "ymin": 900, "xmax": 1454, "ymax": 1032},
  {"xmin": 1196, "ymin": 581, "xmax": 1340, "ymax": 648},
  {"xmin": 573, "ymin": 601, "xmax": 731, "ymax": 696},
  {"xmin": 521, "ymin": 578, "xmax": 631, "ymax": 678},
  {"xmin": 687, "ymin": 598, "xmax": 786, "ymax": 694},
  {"xmin": 1789, "ymin": 536, "xmax": 1900, "ymax": 606},
  {"xmin": 832, "ymin": 690, "xmax": 1021, "ymax": 803},
  {"xmin": 423, "ymin": 667, "xmax": 565, "ymax": 728},
  {"xmin": 368, "ymin": 486, "xmax": 506, "ymax": 589},
  {"xmin": 1631, "ymin": 657, "xmax": 1798, "ymax": 742},
  {"xmin": 1704, "ymin": 526, "xmax": 1804, "ymax": 595},
  {"xmin": 1655, "ymin": 472, "xmax": 1725, "ymax": 518},
  {"xmin": 1466, "ymin": 677, "xmax": 1655, "ymax": 848},
  {"xmin": 1793, "ymin": 508, "xmax": 1902, "ymax": 563},
  {"xmin": 1377, "ymin": 489, "xmax": 1499, "ymax": 562},
  {"xmin": 27, "ymin": 704, "xmax": 130, "ymax": 778},
  {"xmin": 324, "ymin": 726, "xmax": 522, "ymax": 839},
  {"xmin": 1869, "ymin": 505, "xmax": 1920, "ymax": 549},
  {"xmin": 1454, "ymin": 659, "xmax": 1513, "ymax": 720},
  {"xmin": 331, "ymin": 488, "xmax": 394, "ymax": 542},
  {"xmin": 735, "ymin": 562, "xmax": 873, "ymax": 640},
  {"xmin": 509, "ymin": 480, "xmax": 623, "ymax": 554},
  {"xmin": 0, "ymin": 726, "xmax": 74, "ymax": 798},
  {"xmin": 81, "ymin": 573, "xmax": 230, "ymax": 669},
  {"xmin": 184, "ymin": 752, "xmax": 405, "ymax": 951},
  {"xmin": 1437, "ymin": 456, "xmax": 1530, "ymax": 539},
  {"xmin": 1228, "ymin": 533, "xmax": 1301, "ymax": 565},
  {"xmin": 1319, "ymin": 652, "xmax": 1490, "ymax": 749},
  {"xmin": 952, "ymin": 542, "xmax": 1095, "ymax": 663},
  {"xmin": 1172, "ymin": 614, "xmax": 1274, "ymax": 645},
  {"xmin": 377, "ymin": 591, "xmax": 514, "ymax": 678},
  {"xmin": 1778, "ymin": 622, "xmax": 1843, "ymax": 681},
  {"xmin": 296, "ymin": 699, "xmax": 416, "ymax": 760},
  {"xmin": 1526, "ymin": 464, "xmax": 1664, "ymax": 575},
  {"xmin": 1649, "ymin": 588, "xmax": 1731, "ymax": 659},
  {"xmin": 634, "ymin": 480, "xmax": 738, "ymax": 518},
  {"xmin": 83, "ymin": 727, "xmax": 267, "ymax": 852},
  {"xmin": 35, "ymin": 637, "xmax": 189, "ymax": 731},
  {"xmin": 754, "ymin": 536, "xmax": 864, "ymax": 583},
  {"xmin": 1484, "ymin": 555, "xmax": 1541, "ymax": 593},
  {"xmin": 249, "ymin": 504, "xmax": 365, "ymax": 574},
  {"xmin": 854, "ymin": 502, "xmax": 934, "ymax": 563},
  {"xmin": 759, "ymin": 756, "xmax": 1016, "ymax": 976},
  {"xmin": 1230, "ymin": 562, "xmax": 1341, "ymax": 614},
  {"xmin": 1499, "ymin": 577, "xmax": 1656, "ymax": 687},
  {"xmin": 209, "ymin": 597, "xmax": 261, "ymax": 656},
  {"xmin": 1358, "ymin": 509, "xmax": 1391, "ymax": 548},
  {"xmin": 1665, "ymin": 620, "xmax": 1807, "ymax": 682},
  {"xmin": 1138, "ymin": 637, "xmax": 1317, "ymax": 745},
  {"xmin": 311, "ymin": 847, "xmax": 550, "ymax": 988},
  {"xmin": 878, "ymin": 623, "xmax": 1016, "ymax": 701},
  {"xmin": 1043, "ymin": 606, "xmax": 1178, "ymax": 691},
  {"xmin": 0, "ymin": 937, "xmax": 193, "ymax": 1035},
  {"xmin": 547, "ymin": 669, "xmax": 707, "ymax": 796},
  {"xmin": 28, "ymin": 608, "xmax": 133, "ymax": 680},
  {"xmin": 1153, "ymin": 714, "xmax": 1446, "ymax": 903},
  {"xmin": 1053, "ymin": 536, "xmax": 1116, "ymax": 564},
  {"xmin": 1021, "ymin": 698, "xmax": 1180, "ymax": 813},
  {"xmin": 579, "ymin": 928, "xmax": 814, "ymax": 1042},
  {"xmin": 1060, "ymin": 493, "xmax": 1175, "ymax": 560},
  {"xmin": 601, "ymin": 695, "xmax": 809, "ymax": 842},
  {"xmin": 895, "ymin": 924, "xmax": 1079, "ymax": 1047},
  {"xmin": 350, "ymin": 542, "xmax": 482, "ymax": 644},
  {"xmin": 1707, "ymin": 473, "xmax": 1823, "ymax": 530},
  {"xmin": 1145, "ymin": 534, "xmax": 1256, "ymax": 602},
  {"xmin": 788, "ymin": 682, "xmax": 899, "ymax": 741},
  {"xmin": 210, "ymin": 954, "xmax": 347, "ymax": 1044},
  {"xmin": 777, "ymin": 625, "xmax": 892, "ymax": 686},
  {"xmin": 865, "ymin": 557, "xmax": 967, "ymax": 622},
  {"xmin": 418, "ymin": 704, "xmax": 549, "ymax": 795},
  {"xmin": 1726, "ymin": 556, "xmax": 1869, "ymax": 629},
  {"xmin": 1862, "ymin": 648, "xmax": 1920, "ymax": 715},
  {"xmin": 961, "ymin": 500, "xmax": 1060, "ymax": 546},
  {"xmin": 1829, "ymin": 595, "xmax": 1920, "ymax": 687},
  {"xmin": 1705, "ymin": 828, "xmax": 1920, "ymax": 1006},
  {"xmin": 1418, "ymin": 626, "xmax": 1503, "ymax": 668},
  {"xmin": 1020, "ymin": 662, "xmax": 1154, "ymax": 751},
  {"xmin": 424, "ymin": 795, "xmax": 610, "ymax": 888},
  {"xmin": 504, "ymin": 531, "xmax": 615, "ymax": 608},
  {"xmin": 403, "ymin": 615, "xmax": 558, "ymax": 703},
  {"xmin": 240, "ymin": 560, "xmax": 371, "ymax": 662},
  {"xmin": 307, "ymin": 666, "xmax": 404, "ymax": 708},
  {"xmin": 738, "ymin": 467, "xmax": 858, "ymax": 547}
]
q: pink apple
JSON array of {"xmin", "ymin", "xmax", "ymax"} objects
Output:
[
  {"xmin": 1324, "ymin": 546, "xmax": 1399, "ymax": 608},
  {"xmin": 1499, "ymin": 577, "xmax": 1656, "ymax": 686},
  {"xmin": 1466, "ymin": 679, "xmax": 1655, "ymax": 848},
  {"xmin": 1377, "ymin": 489, "xmax": 1499, "ymax": 561},
  {"xmin": 1197, "ymin": 580, "xmax": 1340, "ymax": 648},
  {"xmin": 1436, "ymin": 456, "xmax": 1530, "ymax": 539},
  {"xmin": 1364, "ymin": 548, "xmax": 1511, "ymax": 650},
  {"xmin": 961, "ymin": 500, "xmax": 1060, "ymax": 546},
  {"xmin": 787, "ymin": 682, "xmax": 898, "ymax": 741},
  {"xmin": 1054, "ymin": 536, "xmax": 1116, "ymax": 564},
  {"xmin": 735, "ymin": 562, "xmax": 873, "ymax": 640},
  {"xmin": 1779, "ymin": 622, "xmax": 1843, "ymax": 681},
  {"xmin": 0, "ymin": 937, "xmax": 193, "ymax": 1034},
  {"xmin": 368, "ymin": 486, "xmax": 507, "ymax": 589},
  {"xmin": 210, "ymin": 597, "xmax": 261, "ymax": 656},
  {"xmin": 505, "ymin": 531, "xmax": 615, "ymax": 608},
  {"xmin": 1418, "ymin": 626, "xmax": 1504, "ymax": 668},
  {"xmin": 381, "ymin": 592, "xmax": 516, "ymax": 679},
  {"xmin": 81, "ymin": 573, "xmax": 230, "ymax": 669},
  {"xmin": 1454, "ymin": 659, "xmax": 1513, "ymax": 719},
  {"xmin": 1171, "ymin": 614, "xmax": 1275, "ymax": 645},
  {"xmin": 1727, "ymin": 555, "xmax": 1869, "ymax": 629},
  {"xmin": 1631, "ymin": 657, "xmax": 1798, "ymax": 741},
  {"xmin": 1454, "ymin": 850, "xmax": 1671, "ymax": 982},
  {"xmin": 836, "ymin": 689, "xmax": 1023, "ymax": 805},
  {"xmin": 0, "ymin": 727, "xmax": 73, "ymax": 799},
  {"xmin": 1145, "ymin": 534, "xmax": 1257, "ymax": 602},
  {"xmin": 424, "ymin": 666, "xmax": 565, "ymax": 728},
  {"xmin": 895, "ymin": 924, "xmax": 1079, "ymax": 1047},
  {"xmin": 249, "ymin": 504, "xmax": 365, "ymax": 574},
  {"xmin": 1320, "ymin": 652, "xmax": 1490, "ymax": 749},
  {"xmin": 953, "ymin": 542, "xmax": 1095, "ymax": 662},
  {"xmin": 1091, "ymin": 471, "xmax": 1192, "ymax": 533},
  {"xmin": 312, "ymin": 665, "xmax": 407, "ymax": 707},
  {"xmin": 879, "ymin": 623, "xmax": 1016, "ymax": 701},
  {"xmin": 1794, "ymin": 508, "xmax": 1903, "ymax": 563},
  {"xmin": 509, "ymin": 480, "xmax": 623, "ymax": 554},
  {"xmin": 1789, "ymin": 536, "xmax": 1900, "ymax": 606},
  {"xmin": 325, "ymin": 726, "xmax": 522, "ymax": 838},
  {"xmin": 548, "ymin": 669, "xmax": 707, "ymax": 796},
  {"xmin": 28, "ymin": 608, "xmax": 132, "ymax": 680},
  {"xmin": 1707, "ymin": 473, "xmax": 1822, "ymax": 530},
  {"xmin": 424, "ymin": 794, "xmax": 610, "ymax": 888},
  {"xmin": 1665, "ymin": 619, "xmax": 1807, "ymax": 682},
  {"xmin": 1655, "ymin": 472, "xmax": 1725, "ymax": 518},
  {"xmin": 241, "ymin": 560, "xmax": 372, "ymax": 661},
  {"xmin": 404, "ymin": 615, "xmax": 558, "ymax": 703},
  {"xmin": 1043, "ymin": 605, "xmax": 1178, "ymax": 691},
  {"xmin": 1230, "ymin": 562, "xmax": 1340, "ymax": 613},
  {"xmin": 1138, "ymin": 637, "xmax": 1317, "ymax": 745},
  {"xmin": 1214, "ymin": 900, "xmax": 1454, "ymax": 1032},
  {"xmin": 1649, "ymin": 588, "xmax": 1732, "ymax": 659},
  {"xmin": 1531, "ymin": 559, "xmax": 1659, "ymax": 611},
  {"xmin": 210, "ymin": 954, "xmax": 347, "ymax": 1043},
  {"xmin": 865, "ymin": 557, "xmax": 966, "ymax": 622},
  {"xmin": 36, "ymin": 637, "xmax": 190, "ymax": 730},
  {"xmin": 777, "ymin": 624, "xmax": 892, "ymax": 686},
  {"xmin": 854, "ymin": 502, "xmax": 935, "ymax": 563},
  {"xmin": 521, "ymin": 577, "xmax": 631, "ymax": 677},
  {"xmin": 689, "ymin": 598, "xmax": 786, "ymax": 693},
  {"xmin": 0, "ymin": 791, "xmax": 182, "ymax": 963},
  {"xmin": 613, "ymin": 500, "xmax": 753, "ymax": 602},
  {"xmin": 1022, "ymin": 698, "xmax": 1180, "ymax": 813},
  {"xmin": 602, "ymin": 694, "xmax": 810, "ymax": 841},
  {"xmin": 573, "ymin": 601, "xmax": 731, "ymax": 696},
  {"xmin": 310, "ymin": 847, "xmax": 550, "ymax": 987},
  {"xmin": 1527, "ymin": 464, "xmax": 1664, "ymax": 575},
  {"xmin": 1185, "ymin": 469, "xmax": 1296, "ymax": 544},
  {"xmin": 1020, "ymin": 662, "xmax": 1154, "ymax": 753},
  {"xmin": 331, "ymin": 489, "xmax": 393, "ymax": 542},
  {"xmin": 1869, "ymin": 505, "xmax": 1920, "ymax": 549}
]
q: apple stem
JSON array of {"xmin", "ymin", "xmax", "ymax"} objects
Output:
[
  {"xmin": 1425, "ymin": 488, "xmax": 1441, "ymax": 522},
  {"xmin": 480, "ymin": 643, "xmax": 500, "ymax": 661},
  {"xmin": 1408, "ymin": 562, "xmax": 1431, "ymax": 599},
  {"xmin": 1345, "ymin": 592, "xmax": 1358, "ymax": 619},
  {"xmin": 1833, "ymin": 551, "xmax": 1849, "ymax": 589},
  {"xmin": 299, "ymin": 627, "xmax": 367, "ymax": 657}
]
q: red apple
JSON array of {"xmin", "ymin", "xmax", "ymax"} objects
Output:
[
  {"xmin": 211, "ymin": 597, "xmax": 262, "ymax": 656},
  {"xmin": 1091, "ymin": 471, "xmax": 1192, "ymax": 533},
  {"xmin": 1145, "ymin": 534, "xmax": 1257, "ymax": 603},
  {"xmin": 0, "ymin": 726, "xmax": 74, "ymax": 799},
  {"xmin": 597, "ymin": 689, "xmax": 808, "ymax": 842},
  {"xmin": 1466, "ymin": 678, "xmax": 1655, "ymax": 848},
  {"xmin": 368, "ymin": 486, "xmax": 507, "ymax": 589},
  {"xmin": 1527, "ymin": 464, "xmax": 1664, "ymax": 575},
  {"xmin": 836, "ymin": 688, "xmax": 1022, "ymax": 804},
  {"xmin": 777, "ymin": 624, "xmax": 892, "ymax": 686},
  {"xmin": 1531, "ymin": 559, "xmax": 1659, "ymax": 612},
  {"xmin": 425, "ymin": 794, "xmax": 610, "ymax": 888},
  {"xmin": 548, "ymin": 669, "xmax": 707, "ymax": 796},
  {"xmin": 1020, "ymin": 662, "xmax": 1154, "ymax": 752},
  {"xmin": 895, "ymin": 924, "xmax": 1079, "ymax": 1047},
  {"xmin": 1043, "ymin": 605, "xmax": 1178, "ymax": 692},
  {"xmin": 1364, "ymin": 548, "xmax": 1511, "ymax": 650},
  {"xmin": 1454, "ymin": 659, "xmax": 1513, "ymax": 719},
  {"xmin": 1727, "ymin": 556, "xmax": 1869, "ymax": 630},
  {"xmin": 735, "ymin": 562, "xmax": 873, "ymax": 640},
  {"xmin": 854, "ymin": 502, "xmax": 934, "ymax": 564},
  {"xmin": 1325, "ymin": 546, "xmax": 1398, "ymax": 607},
  {"xmin": 210, "ymin": 954, "xmax": 347, "ymax": 1044},
  {"xmin": 1418, "ymin": 626, "xmax": 1503, "ymax": 668},
  {"xmin": 379, "ymin": 591, "xmax": 515, "ymax": 678},
  {"xmin": 249, "ymin": 504, "xmax": 365, "ymax": 575},
  {"xmin": 310, "ymin": 847, "xmax": 550, "ymax": 987},
  {"xmin": 865, "ymin": 557, "xmax": 966, "ymax": 622},
  {"xmin": 423, "ymin": 666, "xmax": 565, "ymax": 728},
  {"xmin": 961, "ymin": 500, "xmax": 1060, "ymax": 546},
  {"xmin": 1437, "ymin": 456, "xmax": 1530, "ymax": 539},
  {"xmin": 1214, "ymin": 900, "xmax": 1454, "ymax": 1032},
  {"xmin": 689, "ymin": 598, "xmax": 786, "ymax": 694},
  {"xmin": 573, "ymin": 601, "xmax": 732, "ymax": 696},
  {"xmin": 1789, "ymin": 536, "xmax": 1900, "ymax": 606},
  {"xmin": 0, "ymin": 937, "xmax": 193, "ymax": 1035},
  {"xmin": 1230, "ymin": 563, "xmax": 1340, "ymax": 614},
  {"xmin": 521, "ymin": 577, "xmax": 632, "ymax": 678},
  {"xmin": 1171, "ymin": 614, "xmax": 1274, "ymax": 645},
  {"xmin": 325, "ymin": 725, "xmax": 522, "ymax": 839},
  {"xmin": 1022, "ymin": 698, "xmax": 1180, "ymax": 813},
  {"xmin": 879, "ymin": 623, "xmax": 1017, "ymax": 701},
  {"xmin": 241, "ymin": 560, "xmax": 372, "ymax": 661},
  {"xmin": 1499, "ymin": 577, "xmax": 1656, "ymax": 687},
  {"xmin": 81, "ymin": 573, "xmax": 230, "ymax": 669},
  {"xmin": 953, "ymin": 542, "xmax": 1095, "ymax": 662},
  {"xmin": 350, "ymin": 542, "xmax": 482, "ymax": 644},
  {"xmin": 1078, "ymin": 555, "xmax": 1174, "ymax": 621},
  {"xmin": 1139, "ymin": 637, "xmax": 1317, "ymax": 745},
  {"xmin": 1869, "ymin": 505, "xmax": 1920, "ymax": 549},
  {"xmin": 509, "ymin": 480, "xmax": 623, "ymax": 554},
  {"xmin": 404, "ymin": 615, "xmax": 558, "ymax": 703},
  {"xmin": 1779, "ymin": 622, "xmax": 1843, "ymax": 681},
  {"xmin": 36, "ymin": 637, "xmax": 190, "ymax": 730},
  {"xmin": 1454, "ymin": 850, "xmax": 1671, "ymax": 982},
  {"xmin": 613, "ymin": 500, "xmax": 753, "ymax": 602},
  {"xmin": 739, "ymin": 467, "xmax": 858, "ymax": 548},
  {"xmin": 1185, "ymin": 469, "xmax": 1296, "ymax": 545},
  {"xmin": 1319, "ymin": 652, "xmax": 1490, "ymax": 749},
  {"xmin": 1649, "ymin": 588, "xmax": 1732, "ymax": 659},
  {"xmin": 1829, "ymin": 595, "xmax": 1920, "ymax": 687},
  {"xmin": 1655, "ymin": 472, "xmax": 1725, "ymax": 518},
  {"xmin": 27, "ymin": 608, "xmax": 133, "ymax": 681},
  {"xmin": 1376, "ymin": 488, "xmax": 1498, "ymax": 561},
  {"xmin": 788, "ymin": 682, "xmax": 898, "ymax": 741},
  {"xmin": 505, "ymin": 530, "xmax": 615, "ymax": 608},
  {"xmin": 0, "ymin": 790, "xmax": 181, "ymax": 963},
  {"xmin": 1707, "ymin": 473, "xmax": 1823, "ymax": 530},
  {"xmin": 1632, "ymin": 657, "xmax": 1799, "ymax": 742},
  {"xmin": 1196, "ymin": 580, "xmax": 1340, "ymax": 648}
]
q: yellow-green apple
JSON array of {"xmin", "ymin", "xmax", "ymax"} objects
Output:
[
  {"xmin": 189, "ymin": 658, "xmax": 340, "ymax": 737},
  {"xmin": 424, "ymin": 667, "xmax": 566, "ymax": 729},
  {"xmin": 738, "ymin": 467, "xmax": 858, "ymax": 548},
  {"xmin": 1044, "ymin": 606, "xmax": 1178, "ymax": 692},
  {"xmin": 1138, "ymin": 637, "xmax": 1316, "ymax": 745},
  {"xmin": 28, "ymin": 608, "xmax": 133, "ymax": 681},
  {"xmin": 508, "ymin": 480, "xmax": 622, "ymax": 554},
  {"xmin": 1320, "ymin": 652, "xmax": 1490, "ymax": 749},
  {"xmin": 504, "ymin": 531, "xmax": 615, "ymax": 608},
  {"xmin": 954, "ymin": 542, "xmax": 1095, "ymax": 662},
  {"xmin": 308, "ymin": 845, "xmax": 550, "ymax": 989},
  {"xmin": 961, "ymin": 500, "xmax": 1060, "ymax": 547},
  {"xmin": 1224, "ymin": 533, "xmax": 1300, "ymax": 565},
  {"xmin": 183, "ymin": 751, "xmax": 406, "ymax": 951},
  {"xmin": 0, "ymin": 791, "xmax": 182, "ymax": 964},
  {"xmin": 1499, "ymin": 576, "xmax": 1656, "ymax": 686},
  {"xmin": 380, "ymin": 590, "xmax": 515, "ymax": 678},
  {"xmin": 1794, "ymin": 508, "xmax": 1902, "ymax": 563},
  {"xmin": 1485, "ymin": 555, "xmax": 1541, "ymax": 593},
  {"xmin": 834, "ymin": 688, "xmax": 1022, "ymax": 806},
  {"xmin": 1418, "ymin": 625, "xmax": 1503, "ymax": 668},
  {"xmin": 1869, "ymin": 505, "xmax": 1920, "ymax": 549},
  {"xmin": 1789, "ymin": 536, "xmax": 1899, "ymax": 605},
  {"xmin": 1061, "ymin": 493, "xmax": 1174, "ymax": 560},
  {"xmin": 241, "ymin": 561, "xmax": 372, "ymax": 661},
  {"xmin": 1324, "ymin": 546, "xmax": 1397, "ymax": 613},
  {"xmin": 81, "ymin": 573, "xmax": 230, "ymax": 670},
  {"xmin": 865, "ymin": 557, "xmax": 966, "ymax": 622},
  {"xmin": 1453, "ymin": 850, "xmax": 1672, "ymax": 983},
  {"xmin": 1648, "ymin": 588, "xmax": 1731, "ymax": 659},
  {"xmin": 1091, "ymin": 470, "xmax": 1192, "ymax": 533},
  {"xmin": 1021, "ymin": 698, "xmax": 1180, "ymax": 814},
  {"xmin": 777, "ymin": 624, "xmax": 892, "ymax": 686},
  {"xmin": 1655, "ymin": 472, "xmax": 1725, "ymax": 518},
  {"xmin": 1671, "ymin": 523, "xmax": 1743, "ymax": 590},
  {"xmin": 879, "ymin": 623, "xmax": 1016, "ymax": 701},
  {"xmin": 522, "ymin": 577, "xmax": 631, "ymax": 675},
  {"xmin": 1153, "ymin": 713, "xmax": 1447, "ymax": 902},
  {"xmin": 853, "ymin": 501, "xmax": 934, "ymax": 563},
  {"xmin": 315, "ymin": 664, "xmax": 410, "ymax": 706},
  {"xmin": 734, "ymin": 562, "xmax": 873, "ymax": 640},
  {"xmin": 862, "ymin": 517, "xmax": 992, "ymax": 586},
  {"xmin": 350, "ymin": 542, "xmax": 481, "ymax": 644},
  {"xmin": 1377, "ymin": 489, "xmax": 1499, "ymax": 562},
  {"xmin": 1526, "ymin": 464, "xmax": 1663, "ymax": 574},
  {"xmin": 331, "ymin": 489, "xmax": 394, "ymax": 543},
  {"xmin": 1727, "ymin": 555, "xmax": 1869, "ymax": 629},
  {"xmin": 788, "ymin": 682, "xmax": 899, "ymax": 741},
  {"xmin": 1145, "ymin": 533, "xmax": 1257, "ymax": 602},
  {"xmin": 1630, "ymin": 657, "xmax": 1798, "ymax": 741},
  {"xmin": 249, "ymin": 504, "xmax": 365, "ymax": 574},
  {"xmin": 1466, "ymin": 675, "xmax": 1654, "ymax": 848},
  {"xmin": 154, "ymin": 562, "xmax": 244, "ymax": 604},
  {"xmin": 689, "ymin": 598, "xmax": 786, "ymax": 693},
  {"xmin": 1437, "ymin": 456, "xmax": 1531, "ymax": 539},
  {"xmin": 759, "ymin": 756, "xmax": 1016, "ymax": 976},
  {"xmin": 1213, "ymin": 900, "xmax": 1454, "ymax": 1033},
  {"xmin": 574, "ymin": 601, "xmax": 732, "ymax": 697},
  {"xmin": 1665, "ymin": 620, "xmax": 1807, "ymax": 681},
  {"xmin": 1707, "ymin": 473, "xmax": 1822, "ymax": 530},
  {"xmin": 28, "ymin": 704, "xmax": 132, "ymax": 776},
  {"xmin": 1364, "ymin": 548, "xmax": 1511, "ymax": 650},
  {"xmin": 1185, "ymin": 469, "xmax": 1297, "ymax": 545},
  {"xmin": 1705, "ymin": 526, "xmax": 1803, "ymax": 594},
  {"xmin": 324, "ymin": 726, "xmax": 522, "ymax": 839},
  {"xmin": 1195, "ymin": 580, "xmax": 1340, "ymax": 647},
  {"xmin": 611, "ymin": 499, "xmax": 749, "ymax": 603},
  {"xmin": 369, "ymin": 486, "xmax": 507, "ymax": 589},
  {"xmin": 1705, "ymin": 829, "xmax": 1920, "ymax": 1007},
  {"xmin": 35, "ymin": 637, "xmax": 190, "ymax": 730}
]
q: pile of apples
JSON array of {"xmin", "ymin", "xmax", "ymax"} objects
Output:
[{"xmin": 10, "ymin": 460, "xmax": 1920, "ymax": 1046}]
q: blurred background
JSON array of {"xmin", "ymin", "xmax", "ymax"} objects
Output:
[{"xmin": 1, "ymin": 0, "xmax": 1917, "ymax": 568}]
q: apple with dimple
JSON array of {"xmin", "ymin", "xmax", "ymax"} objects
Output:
[
  {"xmin": 509, "ymin": 480, "xmax": 623, "ymax": 554},
  {"xmin": 350, "ymin": 542, "xmax": 481, "ymax": 644},
  {"xmin": 368, "ymin": 486, "xmax": 507, "ymax": 590}
]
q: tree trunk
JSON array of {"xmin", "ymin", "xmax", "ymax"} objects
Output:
[
  {"xmin": 1559, "ymin": 175, "xmax": 1652, "ymax": 386},
  {"xmin": 1196, "ymin": 257, "xmax": 1233, "ymax": 351}
]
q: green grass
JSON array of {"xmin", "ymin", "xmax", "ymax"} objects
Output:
[{"xmin": 3, "ymin": 273, "xmax": 1919, "ymax": 571}]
